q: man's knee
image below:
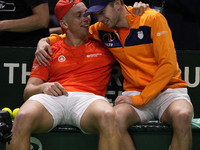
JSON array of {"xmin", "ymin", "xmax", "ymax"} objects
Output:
[
  {"xmin": 13, "ymin": 109, "xmax": 37, "ymax": 134},
  {"xmin": 98, "ymin": 108, "xmax": 117, "ymax": 128},
  {"xmin": 172, "ymin": 107, "xmax": 193, "ymax": 130},
  {"xmin": 114, "ymin": 105, "xmax": 126, "ymax": 123},
  {"xmin": 114, "ymin": 104, "xmax": 140, "ymax": 129},
  {"xmin": 80, "ymin": 100, "xmax": 116, "ymax": 133},
  {"xmin": 12, "ymin": 113, "xmax": 26, "ymax": 134}
]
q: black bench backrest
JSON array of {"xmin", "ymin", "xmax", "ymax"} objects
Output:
[{"xmin": 0, "ymin": 47, "xmax": 199, "ymax": 117}]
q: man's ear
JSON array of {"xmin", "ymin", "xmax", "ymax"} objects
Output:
[
  {"xmin": 114, "ymin": 0, "xmax": 122, "ymax": 10},
  {"xmin": 60, "ymin": 20, "xmax": 68, "ymax": 30},
  {"xmin": 115, "ymin": 0, "xmax": 121, "ymax": 4}
]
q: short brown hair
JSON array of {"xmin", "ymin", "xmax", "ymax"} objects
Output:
[{"xmin": 109, "ymin": 0, "xmax": 124, "ymax": 7}]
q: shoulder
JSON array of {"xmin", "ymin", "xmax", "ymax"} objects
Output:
[
  {"xmin": 140, "ymin": 8, "xmax": 167, "ymax": 26},
  {"xmin": 86, "ymin": 39, "xmax": 111, "ymax": 54},
  {"xmin": 87, "ymin": 39, "xmax": 105, "ymax": 48},
  {"xmin": 142, "ymin": 8, "xmax": 162, "ymax": 19},
  {"xmin": 51, "ymin": 40, "xmax": 64, "ymax": 54}
]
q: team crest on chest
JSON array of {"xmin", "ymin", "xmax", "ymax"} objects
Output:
[
  {"xmin": 58, "ymin": 55, "xmax": 66, "ymax": 62},
  {"xmin": 137, "ymin": 31, "xmax": 144, "ymax": 39}
]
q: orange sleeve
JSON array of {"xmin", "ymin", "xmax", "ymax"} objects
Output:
[
  {"xmin": 30, "ymin": 58, "xmax": 49, "ymax": 81},
  {"xmin": 48, "ymin": 34, "xmax": 66, "ymax": 45},
  {"xmin": 131, "ymin": 12, "xmax": 178, "ymax": 106}
]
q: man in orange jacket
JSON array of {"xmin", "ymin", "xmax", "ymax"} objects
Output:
[{"xmin": 35, "ymin": 0, "xmax": 194, "ymax": 150}]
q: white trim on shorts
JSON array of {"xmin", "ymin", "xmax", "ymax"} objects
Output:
[
  {"xmin": 122, "ymin": 88, "xmax": 193, "ymax": 123},
  {"xmin": 27, "ymin": 92, "xmax": 108, "ymax": 134}
]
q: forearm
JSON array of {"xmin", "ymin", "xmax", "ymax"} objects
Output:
[
  {"xmin": 0, "ymin": 3, "xmax": 49, "ymax": 32},
  {"xmin": 24, "ymin": 80, "xmax": 68, "ymax": 100},
  {"xmin": 23, "ymin": 84, "xmax": 43, "ymax": 101},
  {"xmin": 49, "ymin": 27, "xmax": 62, "ymax": 34},
  {"xmin": 132, "ymin": 62, "xmax": 176, "ymax": 106},
  {"xmin": 23, "ymin": 77, "xmax": 44, "ymax": 101},
  {"xmin": 0, "ymin": 17, "xmax": 46, "ymax": 32}
]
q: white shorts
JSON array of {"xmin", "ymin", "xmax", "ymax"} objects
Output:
[
  {"xmin": 122, "ymin": 88, "xmax": 193, "ymax": 123},
  {"xmin": 27, "ymin": 92, "xmax": 108, "ymax": 133}
]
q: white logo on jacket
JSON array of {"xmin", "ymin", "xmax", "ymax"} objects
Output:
[
  {"xmin": 137, "ymin": 31, "xmax": 144, "ymax": 39},
  {"xmin": 157, "ymin": 31, "xmax": 167, "ymax": 36}
]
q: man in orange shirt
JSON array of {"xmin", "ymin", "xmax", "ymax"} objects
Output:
[
  {"xmin": 6, "ymin": 1, "xmax": 120, "ymax": 150},
  {"xmin": 35, "ymin": 0, "xmax": 194, "ymax": 150}
]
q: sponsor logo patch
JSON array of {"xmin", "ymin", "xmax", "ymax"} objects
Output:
[
  {"xmin": 32, "ymin": 64, "xmax": 39, "ymax": 71},
  {"xmin": 157, "ymin": 31, "xmax": 167, "ymax": 36},
  {"xmin": 86, "ymin": 53, "xmax": 102, "ymax": 58}
]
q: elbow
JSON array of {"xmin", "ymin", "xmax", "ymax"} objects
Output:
[
  {"xmin": 23, "ymin": 90, "xmax": 28, "ymax": 101},
  {"xmin": 43, "ymin": 18, "xmax": 49, "ymax": 28},
  {"xmin": 167, "ymin": 62, "xmax": 178, "ymax": 77},
  {"xmin": 35, "ymin": 14, "xmax": 49, "ymax": 29},
  {"xmin": 33, "ymin": 18, "xmax": 49, "ymax": 30},
  {"xmin": 171, "ymin": 62, "xmax": 178, "ymax": 75},
  {"xmin": 23, "ymin": 87, "xmax": 31, "ymax": 101},
  {"xmin": 40, "ymin": 17, "xmax": 49, "ymax": 29}
]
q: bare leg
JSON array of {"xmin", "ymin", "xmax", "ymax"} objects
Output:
[
  {"xmin": 160, "ymin": 100, "xmax": 193, "ymax": 150},
  {"xmin": 6, "ymin": 100, "xmax": 54, "ymax": 150},
  {"xmin": 80, "ymin": 99, "xmax": 121, "ymax": 150},
  {"xmin": 114, "ymin": 104, "xmax": 141, "ymax": 150}
]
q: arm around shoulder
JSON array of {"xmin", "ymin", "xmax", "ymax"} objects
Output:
[{"xmin": 48, "ymin": 34, "xmax": 66, "ymax": 45}]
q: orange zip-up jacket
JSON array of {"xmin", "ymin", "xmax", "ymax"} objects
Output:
[{"xmin": 48, "ymin": 7, "xmax": 187, "ymax": 106}]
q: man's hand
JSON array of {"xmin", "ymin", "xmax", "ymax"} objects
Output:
[
  {"xmin": 41, "ymin": 82, "xmax": 68, "ymax": 96},
  {"xmin": 115, "ymin": 95, "xmax": 133, "ymax": 105},
  {"xmin": 35, "ymin": 38, "xmax": 53, "ymax": 67},
  {"xmin": 132, "ymin": 1, "xmax": 149, "ymax": 16}
]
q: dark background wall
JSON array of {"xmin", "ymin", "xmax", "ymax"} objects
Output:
[
  {"xmin": 0, "ymin": 48, "xmax": 200, "ymax": 118},
  {"xmin": 49, "ymin": 0, "xmax": 200, "ymax": 50}
]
